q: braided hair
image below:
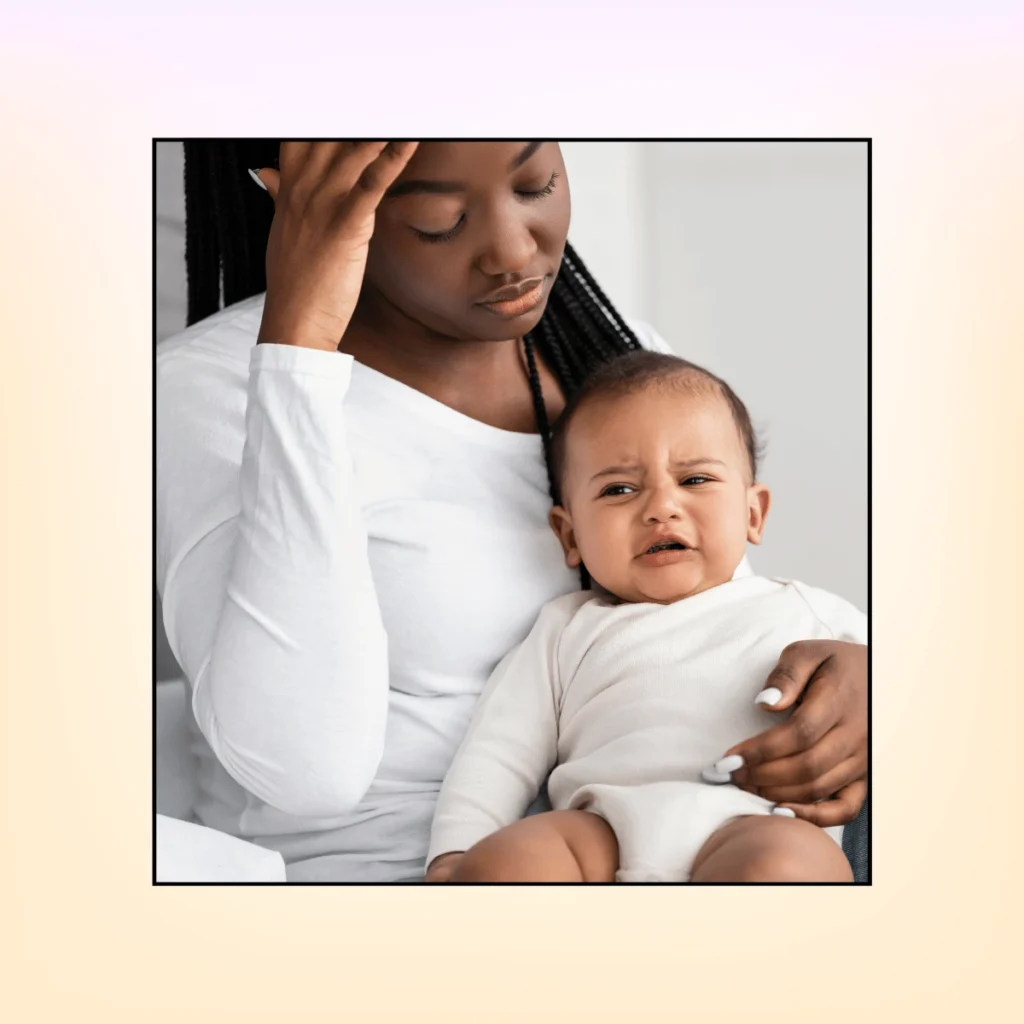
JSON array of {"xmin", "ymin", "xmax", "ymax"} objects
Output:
[{"xmin": 183, "ymin": 141, "xmax": 644, "ymax": 587}]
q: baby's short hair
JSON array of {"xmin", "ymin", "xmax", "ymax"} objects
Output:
[{"xmin": 549, "ymin": 350, "xmax": 763, "ymax": 504}]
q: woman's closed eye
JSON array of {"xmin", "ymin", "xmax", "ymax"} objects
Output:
[
  {"xmin": 415, "ymin": 215, "xmax": 465, "ymax": 244},
  {"xmin": 517, "ymin": 170, "xmax": 560, "ymax": 201},
  {"xmin": 414, "ymin": 172, "xmax": 561, "ymax": 243}
]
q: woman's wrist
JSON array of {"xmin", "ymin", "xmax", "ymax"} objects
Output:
[{"xmin": 257, "ymin": 306, "xmax": 344, "ymax": 352}]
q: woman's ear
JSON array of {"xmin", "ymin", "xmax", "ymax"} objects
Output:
[
  {"xmin": 746, "ymin": 483, "xmax": 771, "ymax": 544},
  {"xmin": 549, "ymin": 506, "xmax": 582, "ymax": 568}
]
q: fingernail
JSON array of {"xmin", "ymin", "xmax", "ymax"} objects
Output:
[
  {"xmin": 701, "ymin": 766, "xmax": 732, "ymax": 784},
  {"xmin": 755, "ymin": 687, "xmax": 783, "ymax": 707},
  {"xmin": 772, "ymin": 807, "xmax": 796, "ymax": 818},
  {"xmin": 247, "ymin": 168, "xmax": 267, "ymax": 191},
  {"xmin": 714, "ymin": 754, "xmax": 745, "ymax": 774}
]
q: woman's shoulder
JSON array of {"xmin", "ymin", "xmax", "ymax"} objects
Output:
[
  {"xmin": 157, "ymin": 293, "xmax": 266, "ymax": 386},
  {"xmin": 623, "ymin": 316, "xmax": 675, "ymax": 356}
]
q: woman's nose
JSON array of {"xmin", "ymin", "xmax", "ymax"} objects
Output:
[{"xmin": 477, "ymin": 211, "xmax": 538, "ymax": 277}]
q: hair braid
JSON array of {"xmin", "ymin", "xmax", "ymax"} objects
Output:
[
  {"xmin": 522, "ymin": 338, "xmax": 555, "ymax": 496},
  {"xmin": 183, "ymin": 143, "xmax": 220, "ymax": 326},
  {"xmin": 533, "ymin": 318, "xmax": 578, "ymax": 398},
  {"xmin": 560, "ymin": 240, "xmax": 641, "ymax": 351}
]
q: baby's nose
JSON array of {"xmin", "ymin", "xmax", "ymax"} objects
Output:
[{"xmin": 643, "ymin": 488, "xmax": 683, "ymax": 522}]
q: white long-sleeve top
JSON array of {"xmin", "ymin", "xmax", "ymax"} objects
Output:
[
  {"xmin": 156, "ymin": 292, "xmax": 687, "ymax": 881},
  {"xmin": 428, "ymin": 577, "xmax": 868, "ymax": 868}
]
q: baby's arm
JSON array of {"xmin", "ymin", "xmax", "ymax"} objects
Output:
[{"xmin": 426, "ymin": 594, "xmax": 582, "ymax": 872}]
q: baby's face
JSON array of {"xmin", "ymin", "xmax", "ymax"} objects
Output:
[{"xmin": 551, "ymin": 386, "xmax": 770, "ymax": 605}]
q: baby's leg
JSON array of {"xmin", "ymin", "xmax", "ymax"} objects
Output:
[
  {"xmin": 451, "ymin": 810, "xmax": 619, "ymax": 882},
  {"xmin": 690, "ymin": 814, "xmax": 853, "ymax": 882}
]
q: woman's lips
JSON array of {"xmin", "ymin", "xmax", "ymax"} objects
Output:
[{"xmin": 476, "ymin": 279, "xmax": 546, "ymax": 317}]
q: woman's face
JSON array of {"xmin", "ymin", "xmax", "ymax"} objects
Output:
[{"xmin": 364, "ymin": 142, "xmax": 571, "ymax": 342}]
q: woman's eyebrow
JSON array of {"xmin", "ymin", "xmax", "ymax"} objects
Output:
[
  {"xmin": 384, "ymin": 142, "xmax": 545, "ymax": 199},
  {"xmin": 385, "ymin": 179, "xmax": 464, "ymax": 198},
  {"xmin": 508, "ymin": 140, "xmax": 543, "ymax": 170}
]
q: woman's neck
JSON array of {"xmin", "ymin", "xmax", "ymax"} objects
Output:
[{"xmin": 341, "ymin": 289, "xmax": 565, "ymax": 434}]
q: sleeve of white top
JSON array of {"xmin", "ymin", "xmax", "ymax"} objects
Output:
[
  {"xmin": 156, "ymin": 342, "xmax": 389, "ymax": 818},
  {"xmin": 790, "ymin": 582, "xmax": 869, "ymax": 645},
  {"xmin": 426, "ymin": 596, "xmax": 576, "ymax": 867}
]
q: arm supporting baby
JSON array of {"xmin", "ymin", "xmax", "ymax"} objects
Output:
[
  {"xmin": 425, "ymin": 597, "xmax": 576, "ymax": 879},
  {"xmin": 726, "ymin": 585, "xmax": 869, "ymax": 824}
]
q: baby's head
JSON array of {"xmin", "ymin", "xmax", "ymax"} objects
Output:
[{"xmin": 549, "ymin": 351, "xmax": 770, "ymax": 605}]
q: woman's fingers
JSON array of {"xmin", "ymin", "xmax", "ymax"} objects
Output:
[
  {"xmin": 250, "ymin": 167, "xmax": 280, "ymax": 201},
  {"xmin": 324, "ymin": 141, "xmax": 389, "ymax": 193},
  {"xmin": 348, "ymin": 141, "xmax": 420, "ymax": 208},
  {"xmin": 757, "ymin": 640, "xmax": 836, "ymax": 712},
  {"xmin": 261, "ymin": 142, "xmax": 419, "ymax": 213},
  {"xmin": 755, "ymin": 754, "xmax": 864, "ymax": 805},
  {"xmin": 732, "ymin": 722, "xmax": 860, "ymax": 790},
  {"xmin": 723, "ymin": 690, "xmax": 840, "ymax": 783},
  {"xmin": 775, "ymin": 778, "xmax": 868, "ymax": 827},
  {"xmin": 278, "ymin": 141, "xmax": 311, "ymax": 180}
]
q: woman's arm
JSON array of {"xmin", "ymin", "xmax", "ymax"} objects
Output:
[
  {"xmin": 714, "ymin": 587, "xmax": 868, "ymax": 824},
  {"xmin": 157, "ymin": 143, "xmax": 419, "ymax": 819},
  {"xmin": 157, "ymin": 342, "xmax": 390, "ymax": 817}
]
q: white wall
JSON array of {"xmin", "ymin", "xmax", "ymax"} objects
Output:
[{"xmin": 155, "ymin": 141, "xmax": 867, "ymax": 679}]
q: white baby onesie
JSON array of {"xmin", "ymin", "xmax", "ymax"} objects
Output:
[{"xmin": 428, "ymin": 575, "xmax": 867, "ymax": 882}]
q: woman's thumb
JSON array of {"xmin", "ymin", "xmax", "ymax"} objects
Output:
[{"xmin": 248, "ymin": 167, "xmax": 280, "ymax": 201}]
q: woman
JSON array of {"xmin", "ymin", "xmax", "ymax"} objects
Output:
[{"xmin": 157, "ymin": 141, "xmax": 868, "ymax": 882}]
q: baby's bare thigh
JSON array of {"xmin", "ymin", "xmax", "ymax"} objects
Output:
[
  {"xmin": 691, "ymin": 815, "xmax": 853, "ymax": 883},
  {"xmin": 452, "ymin": 810, "xmax": 619, "ymax": 882}
]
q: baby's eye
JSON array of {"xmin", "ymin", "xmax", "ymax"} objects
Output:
[
  {"xmin": 681, "ymin": 475, "xmax": 713, "ymax": 486},
  {"xmin": 600, "ymin": 484, "xmax": 636, "ymax": 497}
]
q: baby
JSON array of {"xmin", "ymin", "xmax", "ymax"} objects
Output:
[{"xmin": 426, "ymin": 351, "xmax": 865, "ymax": 883}]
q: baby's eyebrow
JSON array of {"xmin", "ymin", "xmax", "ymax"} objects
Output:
[
  {"xmin": 589, "ymin": 458, "xmax": 726, "ymax": 483},
  {"xmin": 590, "ymin": 464, "xmax": 641, "ymax": 482},
  {"xmin": 673, "ymin": 458, "xmax": 726, "ymax": 470}
]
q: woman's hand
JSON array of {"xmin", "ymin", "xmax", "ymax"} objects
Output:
[
  {"xmin": 252, "ymin": 141, "xmax": 419, "ymax": 352},
  {"xmin": 711, "ymin": 640, "xmax": 868, "ymax": 826},
  {"xmin": 424, "ymin": 852, "xmax": 464, "ymax": 883}
]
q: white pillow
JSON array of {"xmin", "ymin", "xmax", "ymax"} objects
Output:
[{"xmin": 156, "ymin": 815, "xmax": 287, "ymax": 883}]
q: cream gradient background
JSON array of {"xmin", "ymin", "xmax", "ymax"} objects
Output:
[{"xmin": 1, "ymin": 2, "xmax": 1022, "ymax": 1021}]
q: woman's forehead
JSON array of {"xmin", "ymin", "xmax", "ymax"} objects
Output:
[{"xmin": 403, "ymin": 141, "xmax": 553, "ymax": 179}]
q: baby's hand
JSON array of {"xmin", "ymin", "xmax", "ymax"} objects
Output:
[{"xmin": 424, "ymin": 852, "xmax": 464, "ymax": 882}]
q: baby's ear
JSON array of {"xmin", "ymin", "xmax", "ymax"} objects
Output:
[
  {"xmin": 549, "ymin": 506, "xmax": 582, "ymax": 568},
  {"xmin": 746, "ymin": 483, "xmax": 771, "ymax": 544}
]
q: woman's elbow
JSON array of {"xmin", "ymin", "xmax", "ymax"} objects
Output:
[
  {"xmin": 238, "ymin": 735, "xmax": 386, "ymax": 819},
  {"xmin": 202, "ymin": 702, "xmax": 388, "ymax": 819}
]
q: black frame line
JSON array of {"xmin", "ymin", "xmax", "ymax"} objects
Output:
[{"xmin": 151, "ymin": 136, "xmax": 872, "ymax": 886}]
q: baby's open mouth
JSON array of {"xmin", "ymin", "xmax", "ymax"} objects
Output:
[{"xmin": 644, "ymin": 541, "xmax": 687, "ymax": 554}]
